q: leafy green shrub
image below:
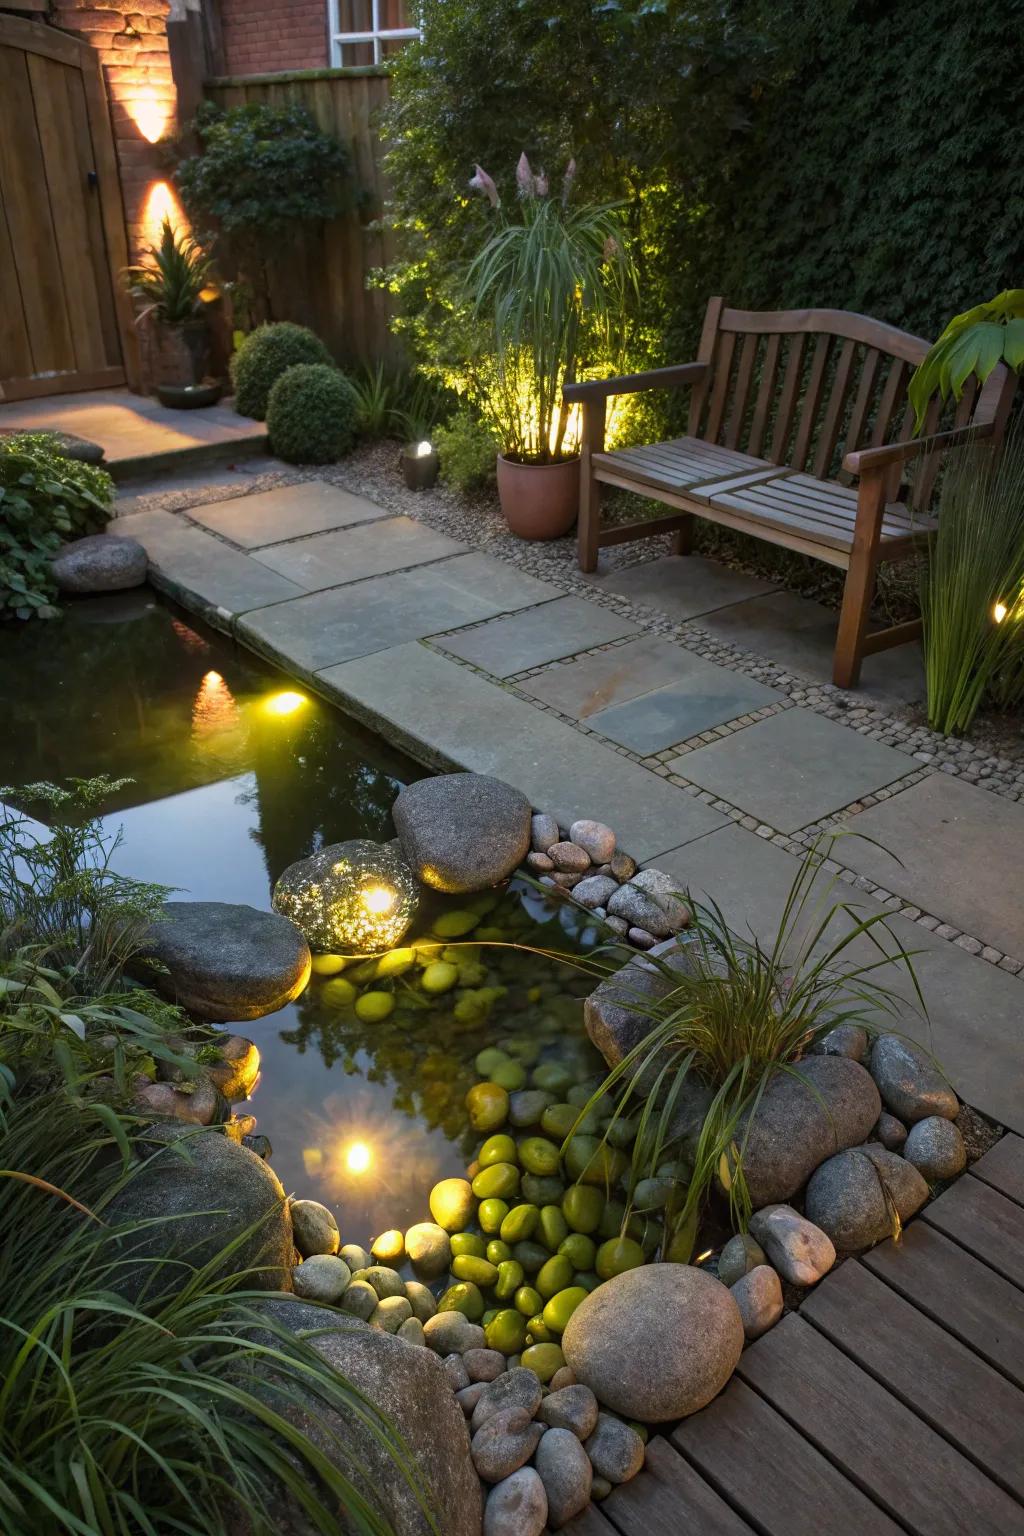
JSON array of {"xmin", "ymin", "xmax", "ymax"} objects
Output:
[
  {"xmin": 0, "ymin": 434, "xmax": 113, "ymax": 621},
  {"xmin": 435, "ymin": 410, "xmax": 498, "ymax": 493},
  {"xmin": 230, "ymin": 322, "xmax": 332, "ymax": 420},
  {"xmin": 266, "ymin": 363, "xmax": 359, "ymax": 464},
  {"xmin": 126, "ymin": 217, "xmax": 214, "ymax": 325}
]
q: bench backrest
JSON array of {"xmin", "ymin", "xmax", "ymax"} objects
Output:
[{"xmin": 686, "ymin": 298, "xmax": 1015, "ymax": 510}]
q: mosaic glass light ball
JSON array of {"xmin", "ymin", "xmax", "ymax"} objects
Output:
[{"xmin": 272, "ymin": 839, "xmax": 419, "ymax": 955}]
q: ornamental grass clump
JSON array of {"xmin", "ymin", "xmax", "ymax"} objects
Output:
[
  {"xmin": 921, "ymin": 430, "xmax": 1024, "ymax": 734},
  {"xmin": 570, "ymin": 836, "xmax": 925, "ymax": 1247}
]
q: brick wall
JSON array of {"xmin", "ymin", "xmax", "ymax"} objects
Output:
[
  {"xmin": 217, "ymin": 0, "xmax": 328, "ymax": 76},
  {"xmin": 53, "ymin": 0, "xmax": 177, "ymax": 260}
]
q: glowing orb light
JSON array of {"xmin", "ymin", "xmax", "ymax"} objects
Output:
[
  {"xmin": 345, "ymin": 1141, "xmax": 372, "ymax": 1174},
  {"xmin": 272, "ymin": 838, "xmax": 419, "ymax": 954}
]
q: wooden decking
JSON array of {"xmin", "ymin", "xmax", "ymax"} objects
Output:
[{"xmin": 565, "ymin": 1134, "xmax": 1024, "ymax": 1536}]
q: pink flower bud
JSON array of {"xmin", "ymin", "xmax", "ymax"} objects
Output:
[
  {"xmin": 534, "ymin": 170, "xmax": 549, "ymax": 196},
  {"xmin": 603, "ymin": 234, "xmax": 620, "ymax": 261},
  {"xmin": 516, "ymin": 152, "xmax": 534, "ymax": 195},
  {"xmin": 468, "ymin": 164, "xmax": 500, "ymax": 209}
]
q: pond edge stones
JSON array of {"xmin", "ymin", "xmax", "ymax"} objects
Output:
[
  {"xmin": 136, "ymin": 900, "xmax": 311, "ymax": 1021},
  {"xmin": 51, "ymin": 532, "xmax": 147, "ymax": 593},
  {"xmin": 394, "ymin": 773, "xmax": 532, "ymax": 894}
]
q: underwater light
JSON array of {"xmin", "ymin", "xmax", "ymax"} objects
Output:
[
  {"xmin": 361, "ymin": 884, "xmax": 397, "ymax": 916},
  {"xmin": 345, "ymin": 1140, "xmax": 373, "ymax": 1174},
  {"xmin": 273, "ymin": 839, "xmax": 419, "ymax": 954},
  {"xmin": 264, "ymin": 690, "xmax": 307, "ymax": 716}
]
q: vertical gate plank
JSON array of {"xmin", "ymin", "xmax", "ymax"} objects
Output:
[
  {"xmin": 65, "ymin": 66, "xmax": 122, "ymax": 368},
  {"xmin": 0, "ymin": 189, "xmax": 33, "ymax": 389}
]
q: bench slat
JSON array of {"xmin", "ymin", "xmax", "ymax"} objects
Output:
[
  {"xmin": 770, "ymin": 333, "xmax": 806, "ymax": 462},
  {"xmin": 791, "ymin": 333, "xmax": 832, "ymax": 471},
  {"xmin": 813, "ymin": 337, "xmax": 857, "ymax": 479},
  {"xmin": 705, "ymin": 330, "xmax": 736, "ymax": 443},
  {"xmin": 725, "ymin": 332, "xmax": 759, "ymax": 450},
  {"xmin": 870, "ymin": 357, "xmax": 909, "ymax": 447},
  {"xmin": 747, "ymin": 331, "xmax": 781, "ymax": 459}
]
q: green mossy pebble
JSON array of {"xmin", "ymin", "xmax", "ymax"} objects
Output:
[
  {"xmin": 481, "ymin": 1307, "xmax": 500, "ymax": 1326},
  {"xmin": 466, "ymin": 1083, "xmax": 509, "ymax": 1133},
  {"xmin": 526, "ymin": 1316, "xmax": 554, "ymax": 1344},
  {"xmin": 486, "ymin": 1239, "xmax": 512, "ymax": 1265},
  {"xmin": 521, "ymin": 1342, "xmax": 565, "ymax": 1382},
  {"xmin": 404, "ymin": 1281, "xmax": 437, "ymax": 1322},
  {"xmin": 485, "ymin": 1308, "xmax": 528, "ymax": 1354},
  {"xmin": 474, "ymin": 926, "xmax": 507, "ymax": 943},
  {"xmin": 421, "ymin": 961, "xmax": 459, "ymax": 994},
  {"xmin": 310, "ymin": 953, "xmax": 348, "ymax": 976},
  {"xmin": 499, "ymin": 1204, "xmax": 539, "ymax": 1243},
  {"xmin": 321, "ymin": 976, "xmax": 357, "ymax": 1007},
  {"xmin": 566, "ymin": 1084, "xmax": 594, "ymax": 1108},
  {"xmin": 340, "ymin": 1280, "xmax": 378, "ymax": 1320},
  {"xmin": 475, "ymin": 1047, "xmax": 511, "ymax": 1076},
  {"xmin": 451, "ymin": 1254, "xmax": 498, "ymax": 1287},
  {"xmin": 540, "ymin": 1103, "xmax": 578, "ymax": 1140},
  {"xmin": 478, "ymin": 1198, "xmax": 509, "ymax": 1234},
  {"xmin": 478, "ymin": 1134, "xmax": 517, "ymax": 1168},
  {"xmin": 354, "ymin": 991, "xmax": 395, "ymax": 1023},
  {"xmin": 559, "ymin": 1232, "xmax": 596, "ymax": 1270},
  {"xmin": 370, "ymin": 1229, "xmax": 405, "ymax": 1264},
  {"xmin": 598, "ymin": 1199, "xmax": 626, "ymax": 1240},
  {"xmin": 353, "ymin": 1266, "xmax": 406, "ymax": 1300},
  {"xmin": 574, "ymin": 1270, "xmax": 601, "ymax": 1292},
  {"xmin": 595, "ymin": 1236, "xmax": 645, "ymax": 1279},
  {"xmin": 370, "ymin": 1295, "xmax": 412, "ymax": 1333},
  {"xmin": 472, "ymin": 1163, "xmax": 520, "ymax": 1200},
  {"xmin": 536, "ymin": 1254, "xmax": 573, "ymax": 1299},
  {"xmin": 450, "ymin": 1232, "xmax": 486, "ymax": 1259},
  {"xmin": 542, "ymin": 1286, "xmax": 588, "ymax": 1334},
  {"xmin": 633, "ymin": 1176, "xmax": 676, "ymax": 1210},
  {"xmin": 339, "ymin": 1243, "xmax": 371, "ymax": 1272},
  {"xmin": 508, "ymin": 1090, "xmax": 555, "ymax": 1128},
  {"xmin": 531, "ymin": 1062, "xmax": 573, "ymax": 1095},
  {"xmin": 562, "ymin": 1184, "xmax": 605, "ymax": 1234},
  {"xmin": 538, "ymin": 1206, "xmax": 569, "ymax": 1251},
  {"xmin": 514, "ymin": 1285, "xmax": 542, "ymax": 1316},
  {"xmin": 375, "ymin": 947, "xmax": 416, "ymax": 979},
  {"xmin": 605, "ymin": 1114, "xmax": 640, "ymax": 1150},
  {"xmin": 429, "ymin": 1178, "xmax": 475, "ymax": 1233},
  {"xmin": 346, "ymin": 958, "xmax": 379, "ymax": 985},
  {"xmin": 432, "ymin": 910, "xmax": 481, "ymax": 938},
  {"xmin": 565, "ymin": 1135, "xmax": 628, "ymax": 1186},
  {"xmin": 521, "ymin": 1173, "xmax": 565, "ymax": 1205},
  {"xmin": 494, "ymin": 1259, "xmax": 525, "ymax": 1299},
  {"xmin": 518, "ymin": 1136, "xmax": 561, "ymax": 1177},
  {"xmin": 490, "ymin": 1060, "xmax": 528, "ymax": 1091},
  {"xmin": 437, "ymin": 1281, "xmax": 484, "ymax": 1320},
  {"xmin": 512, "ymin": 1241, "xmax": 548, "ymax": 1275}
]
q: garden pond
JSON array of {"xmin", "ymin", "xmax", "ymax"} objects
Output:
[{"xmin": 0, "ymin": 591, "xmax": 609, "ymax": 1243}]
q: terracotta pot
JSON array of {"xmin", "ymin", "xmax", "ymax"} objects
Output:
[
  {"xmin": 496, "ymin": 453, "xmax": 580, "ymax": 540},
  {"xmin": 152, "ymin": 318, "xmax": 210, "ymax": 387}
]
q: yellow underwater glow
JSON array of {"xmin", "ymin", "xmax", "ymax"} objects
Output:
[
  {"xmin": 264, "ymin": 689, "xmax": 308, "ymax": 717},
  {"xmin": 345, "ymin": 1141, "xmax": 373, "ymax": 1175},
  {"xmin": 361, "ymin": 884, "xmax": 397, "ymax": 916}
]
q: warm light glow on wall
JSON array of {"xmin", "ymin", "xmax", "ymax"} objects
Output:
[
  {"xmin": 142, "ymin": 180, "xmax": 185, "ymax": 247},
  {"xmin": 129, "ymin": 85, "xmax": 170, "ymax": 145}
]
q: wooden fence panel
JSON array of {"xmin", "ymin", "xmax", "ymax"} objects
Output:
[{"xmin": 204, "ymin": 67, "xmax": 398, "ymax": 367}]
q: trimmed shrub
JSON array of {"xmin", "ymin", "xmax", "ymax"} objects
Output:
[
  {"xmin": 0, "ymin": 433, "xmax": 113, "ymax": 621},
  {"xmin": 230, "ymin": 323, "xmax": 332, "ymax": 420},
  {"xmin": 266, "ymin": 363, "xmax": 359, "ymax": 464},
  {"xmin": 435, "ymin": 410, "xmax": 498, "ymax": 494}
]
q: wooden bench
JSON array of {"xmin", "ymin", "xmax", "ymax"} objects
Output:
[{"xmin": 563, "ymin": 298, "xmax": 1016, "ymax": 687}]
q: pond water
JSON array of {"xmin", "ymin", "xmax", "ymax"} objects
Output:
[{"xmin": 0, "ymin": 592, "xmax": 608, "ymax": 1243}]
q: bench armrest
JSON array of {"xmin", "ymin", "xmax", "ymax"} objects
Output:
[
  {"xmin": 563, "ymin": 362, "xmax": 706, "ymax": 404},
  {"xmin": 843, "ymin": 420, "xmax": 994, "ymax": 477}
]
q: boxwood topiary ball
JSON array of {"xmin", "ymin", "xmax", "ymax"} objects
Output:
[
  {"xmin": 230, "ymin": 322, "xmax": 332, "ymax": 420},
  {"xmin": 266, "ymin": 363, "xmax": 360, "ymax": 465}
]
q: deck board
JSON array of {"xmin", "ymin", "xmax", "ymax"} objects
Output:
[
  {"xmin": 600, "ymin": 1435, "xmax": 755, "ymax": 1536},
  {"xmin": 970, "ymin": 1135, "xmax": 1024, "ymax": 1207},
  {"xmin": 923, "ymin": 1172, "xmax": 1024, "ymax": 1286},
  {"xmin": 737, "ymin": 1314, "xmax": 1024, "ymax": 1534}
]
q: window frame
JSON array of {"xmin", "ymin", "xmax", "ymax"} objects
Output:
[{"xmin": 328, "ymin": 0, "xmax": 420, "ymax": 66}]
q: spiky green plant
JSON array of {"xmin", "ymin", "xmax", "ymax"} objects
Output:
[
  {"xmin": 126, "ymin": 218, "xmax": 214, "ymax": 326},
  {"xmin": 467, "ymin": 156, "xmax": 637, "ymax": 462},
  {"xmin": 921, "ymin": 431, "xmax": 1024, "ymax": 734},
  {"xmin": 567, "ymin": 836, "xmax": 927, "ymax": 1249}
]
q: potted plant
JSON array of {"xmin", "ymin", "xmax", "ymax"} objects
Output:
[
  {"xmin": 127, "ymin": 218, "xmax": 217, "ymax": 401},
  {"xmin": 466, "ymin": 156, "xmax": 635, "ymax": 538}
]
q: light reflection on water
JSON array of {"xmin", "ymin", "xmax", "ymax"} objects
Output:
[{"xmin": 0, "ymin": 593, "xmax": 600, "ymax": 1241}]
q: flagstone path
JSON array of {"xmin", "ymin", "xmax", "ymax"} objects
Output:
[{"xmin": 113, "ymin": 477, "xmax": 1024, "ymax": 1135}]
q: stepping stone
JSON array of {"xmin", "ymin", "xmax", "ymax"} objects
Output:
[
  {"xmin": 237, "ymin": 555, "xmax": 560, "ymax": 674},
  {"xmin": 252, "ymin": 517, "xmax": 465, "ymax": 590},
  {"xmin": 585, "ymin": 553, "xmax": 779, "ymax": 620},
  {"xmin": 517, "ymin": 634, "xmax": 692, "ymax": 717},
  {"xmin": 698, "ymin": 589, "xmax": 925, "ymax": 707},
  {"xmin": 435, "ymin": 596, "xmax": 638, "ymax": 677},
  {"xmin": 666, "ymin": 708, "xmax": 913, "ymax": 831},
  {"xmin": 826, "ymin": 774, "xmax": 1024, "ymax": 957},
  {"xmin": 318, "ymin": 641, "xmax": 728, "ymax": 861},
  {"xmin": 587, "ymin": 663, "xmax": 780, "ymax": 754},
  {"xmin": 188, "ymin": 480, "xmax": 388, "ymax": 547},
  {"xmin": 113, "ymin": 509, "xmax": 302, "ymax": 617}
]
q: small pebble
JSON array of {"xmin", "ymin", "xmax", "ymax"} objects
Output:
[
  {"xmin": 628, "ymin": 927, "xmax": 657, "ymax": 949},
  {"xmin": 291, "ymin": 1253, "xmax": 351, "ymax": 1303},
  {"xmin": 569, "ymin": 819, "xmax": 616, "ymax": 863},
  {"xmin": 531, "ymin": 814, "xmax": 560, "ymax": 853},
  {"xmin": 609, "ymin": 851, "xmax": 636, "ymax": 882},
  {"xmin": 289, "ymin": 1198, "xmax": 339, "ymax": 1257},
  {"xmin": 549, "ymin": 1366, "xmax": 577, "ymax": 1392},
  {"xmin": 874, "ymin": 1112, "xmax": 908, "ymax": 1151},
  {"xmin": 404, "ymin": 1222, "xmax": 451, "ymax": 1278},
  {"xmin": 526, "ymin": 851, "xmax": 554, "ymax": 872},
  {"xmin": 339, "ymin": 1280, "xmax": 378, "ymax": 1320},
  {"xmin": 471, "ymin": 1367, "xmax": 544, "ymax": 1431},
  {"xmin": 471, "ymin": 1405, "xmax": 544, "ymax": 1482},
  {"xmin": 548, "ymin": 840, "xmax": 591, "ymax": 874},
  {"xmin": 456, "ymin": 1382, "xmax": 487, "ymax": 1416},
  {"xmin": 717, "ymin": 1233, "xmax": 766, "ymax": 1287},
  {"xmin": 537, "ymin": 1384, "xmax": 599, "ymax": 1440},
  {"xmin": 534, "ymin": 1426, "xmax": 592, "ymax": 1528},
  {"xmin": 370, "ymin": 1228, "xmax": 405, "ymax": 1265},
  {"xmin": 591, "ymin": 1475, "xmax": 613, "ymax": 1501},
  {"xmin": 423, "ymin": 1311, "xmax": 486, "ymax": 1355},
  {"xmin": 585, "ymin": 1412, "xmax": 645, "ymax": 1484},
  {"xmin": 443, "ymin": 1353, "xmax": 471, "ymax": 1391},
  {"xmin": 370, "ymin": 1295, "xmax": 412, "ymax": 1333},
  {"xmin": 731, "ymin": 1265, "xmax": 783, "ymax": 1339},
  {"xmin": 339, "ymin": 1242, "xmax": 371, "ymax": 1272},
  {"xmin": 483, "ymin": 1467, "xmax": 547, "ymax": 1536},
  {"xmin": 404, "ymin": 1280, "xmax": 437, "ymax": 1323},
  {"xmin": 464, "ymin": 1347, "xmax": 506, "ymax": 1382},
  {"xmin": 397, "ymin": 1316, "xmax": 425, "ymax": 1347}
]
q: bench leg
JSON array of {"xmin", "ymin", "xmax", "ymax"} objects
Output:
[
  {"xmin": 671, "ymin": 515, "xmax": 695, "ymax": 555},
  {"xmin": 833, "ymin": 546, "xmax": 877, "ymax": 688},
  {"xmin": 578, "ymin": 464, "xmax": 601, "ymax": 572}
]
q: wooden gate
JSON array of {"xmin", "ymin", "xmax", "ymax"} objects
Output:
[{"xmin": 0, "ymin": 14, "xmax": 136, "ymax": 402}]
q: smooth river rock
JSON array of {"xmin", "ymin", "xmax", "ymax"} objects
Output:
[
  {"xmin": 869, "ymin": 1035, "xmax": 959, "ymax": 1123},
  {"xmin": 748, "ymin": 1204, "xmax": 835, "ymax": 1286},
  {"xmin": 811, "ymin": 1023, "xmax": 869, "ymax": 1062},
  {"xmin": 903, "ymin": 1115, "xmax": 967, "ymax": 1181},
  {"xmin": 733, "ymin": 1054, "xmax": 881, "ymax": 1208},
  {"xmin": 804, "ymin": 1145, "xmax": 929, "ymax": 1251},
  {"xmin": 584, "ymin": 935, "xmax": 698, "ymax": 1074},
  {"xmin": 273, "ymin": 838, "xmax": 419, "ymax": 953},
  {"xmin": 562, "ymin": 1264, "xmax": 743, "ymax": 1422},
  {"xmin": 716, "ymin": 1233, "xmax": 767, "ymax": 1287},
  {"xmin": 393, "ymin": 772, "xmax": 531, "ymax": 893},
  {"xmin": 52, "ymin": 532, "xmax": 147, "ymax": 593},
  {"xmin": 731, "ymin": 1264, "xmax": 783, "ymax": 1339},
  {"xmin": 405, "ymin": 1221, "xmax": 452, "ymax": 1277},
  {"xmin": 569, "ymin": 819, "xmax": 616, "ymax": 863},
  {"xmin": 262, "ymin": 1298, "xmax": 482, "ymax": 1536},
  {"xmin": 535, "ymin": 1426, "xmax": 593, "ymax": 1528},
  {"xmin": 290, "ymin": 1198, "xmax": 340, "ymax": 1256},
  {"xmin": 471, "ymin": 1405, "xmax": 544, "ymax": 1482},
  {"xmin": 292, "ymin": 1254, "xmax": 351, "ymax": 1302},
  {"xmin": 471, "ymin": 1367, "xmax": 544, "ymax": 1431},
  {"xmin": 584, "ymin": 1413, "xmax": 645, "ymax": 1484},
  {"xmin": 483, "ymin": 1468, "xmax": 547, "ymax": 1536},
  {"xmin": 138, "ymin": 900, "xmax": 311, "ymax": 1021},
  {"xmin": 607, "ymin": 868, "xmax": 689, "ymax": 938},
  {"xmin": 536, "ymin": 1383, "xmax": 598, "ymax": 1440}
]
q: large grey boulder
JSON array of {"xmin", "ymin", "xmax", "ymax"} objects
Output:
[
  {"xmin": 584, "ymin": 935, "xmax": 697, "ymax": 1071},
  {"xmin": 139, "ymin": 901, "xmax": 310, "ymax": 1022},
  {"xmin": 732, "ymin": 1054, "xmax": 881, "ymax": 1208},
  {"xmin": 260, "ymin": 1299, "xmax": 482, "ymax": 1536},
  {"xmin": 869, "ymin": 1035, "xmax": 959, "ymax": 1123},
  {"xmin": 52, "ymin": 533, "xmax": 146, "ymax": 593},
  {"xmin": 562, "ymin": 1263, "xmax": 743, "ymax": 1422},
  {"xmin": 804, "ymin": 1145, "xmax": 929, "ymax": 1251},
  {"xmin": 107, "ymin": 1126, "xmax": 293, "ymax": 1293},
  {"xmin": 392, "ymin": 773, "xmax": 531, "ymax": 893}
]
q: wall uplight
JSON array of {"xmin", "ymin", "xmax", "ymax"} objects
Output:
[
  {"xmin": 264, "ymin": 689, "xmax": 308, "ymax": 717},
  {"xmin": 129, "ymin": 85, "xmax": 170, "ymax": 145},
  {"xmin": 142, "ymin": 180, "xmax": 185, "ymax": 248},
  {"xmin": 345, "ymin": 1140, "xmax": 372, "ymax": 1174}
]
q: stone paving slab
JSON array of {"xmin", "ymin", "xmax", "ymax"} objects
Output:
[
  {"xmin": 435, "ymin": 596, "xmax": 639, "ymax": 677},
  {"xmin": 696, "ymin": 589, "xmax": 926, "ymax": 708},
  {"xmin": 112, "ymin": 509, "xmax": 303, "ymax": 617},
  {"xmin": 188, "ymin": 480, "xmax": 389, "ymax": 547},
  {"xmin": 252, "ymin": 517, "xmax": 467, "ymax": 590},
  {"xmin": 237, "ymin": 554, "xmax": 561, "ymax": 675},
  {"xmin": 585, "ymin": 554, "xmax": 781, "ymax": 620},
  {"xmin": 517, "ymin": 634, "xmax": 694, "ymax": 718},
  {"xmin": 587, "ymin": 664, "xmax": 782, "ymax": 755},
  {"xmin": 667, "ymin": 708, "xmax": 914, "ymax": 832},
  {"xmin": 317, "ymin": 641, "xmax": 728, "ymax": 862},
  {"xmin": 828, "ymin": 775, "xmax": 1024, "ymax": 957},
  {"xmin": 655, "ymin": 824, "xmax": 1024, "ymax": 1134}
]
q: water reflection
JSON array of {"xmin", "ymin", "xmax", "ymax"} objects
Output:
[{"xmin": 0, "ymin": 594, "xmax": 601, "ymax": 1241}]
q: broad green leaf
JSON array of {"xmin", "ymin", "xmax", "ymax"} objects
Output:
[{"xmin": 1002, "ymin": 316, "xmax": 1024, "ymax": 369}]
